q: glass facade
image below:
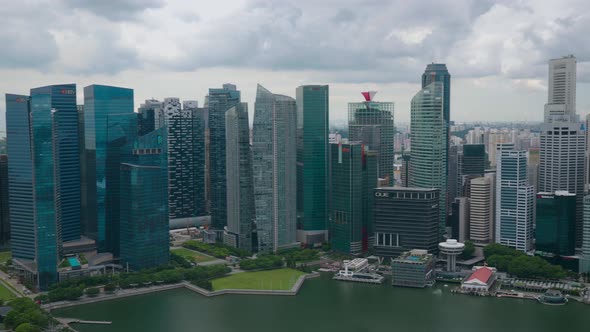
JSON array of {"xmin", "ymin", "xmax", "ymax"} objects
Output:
[
  {"xmin": 208, "ymin": 84, "xmax": 241, "ymax": 230},
  {"xmin": 348, "ymin": 100, "xmax": 394, "ymax": 185},
  {"xmin": 496, "ymin": 144, "xmax": 534, "ymax": 252},
  {"xmin": 535, "ymin": 192, "xmax": 576, "ymax": 256},
  {"xmin": 329, "ymin": 143, "xmax": 377, "ymax": 255},
  {"xmin": 253, "ymin": 85, "xmax": 297, "ymax": 253},
  {"xmin": 6, "ymin": 94, "xmax": 36, "ymax": 263},
  {"xmin": 120, "ymin": 128, "xmax": 169, "ymax": 270},
  {"xmin": 410, "ymin": 82, "xmax": 447, "ymax": 237},
  {"xmin": 580, "ymin": 195, "xmax": 590, "ymax": 273},
  {"xmin": 296, "ymin": 85, "xmax": 329, "ymax": 240},
  {"xmin": 373, "ymin": 188, "xmax": 440, "ymax": 258},
  {"xmin": 421, "ymin": 64, "xmax": 450, "ymax": 124},
  {"xmin": 84, "ymin": 85, "xmax": 134, "ymax": 253},
  {"xmin": 225, "ymin": 103, "xmax": 254, "ymax": 252},
  {"xmin": 32, "ymin": 85, "xmax": 80, "ymax": 243},
  {"xmin": 0, "ymin": 155, "xmax": 9, "ymax": 248}
]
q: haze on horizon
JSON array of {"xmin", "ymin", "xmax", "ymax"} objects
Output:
[{"xmin": 1, "ymin": 0, "xmax": 589, "ymax": 128}]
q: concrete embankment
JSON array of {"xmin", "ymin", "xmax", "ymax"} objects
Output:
[{"xmin": 47, "ymin": 272, "xmax": 320, "ymax": 311}]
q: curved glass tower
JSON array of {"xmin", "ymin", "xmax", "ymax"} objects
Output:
[
  {"xmin": 253, "ymin": 85, "xmax": 297, "ymax": 253},
  {"xmin": 410, "ymin": 82, "xmax": 447, "ymax": 237}
]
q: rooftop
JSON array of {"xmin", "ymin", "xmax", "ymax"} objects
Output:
[
  {"xmin": 466, "ymin": 267, "xmax": 494, "ymax": 284},
  {"xmin": 375, "ymin": 186, "xmax": 437, "ymax": 192}
]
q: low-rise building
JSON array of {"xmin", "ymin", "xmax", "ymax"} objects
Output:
[
  {"xmin": 461, "ymin": 266, "xmax": 497, "ymax": 293},
  {"xmin": 391, "ymin": 249, "xmax": 435, "ymax": 288}
]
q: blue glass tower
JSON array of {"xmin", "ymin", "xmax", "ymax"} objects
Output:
[
  {"xmin": 84, "ymin": 85, "xmax": 134, "ymax": 253},
  {"xmin": 120, "ymin": 128, "xmax": 169, "ymax": 270},
  {"xmin": 422, "ymin": 64, "xmax": 450, "ymax": 124},
  {"xmin": 208, "ymin": 84, "xmax": 241, "ymax": 230}
]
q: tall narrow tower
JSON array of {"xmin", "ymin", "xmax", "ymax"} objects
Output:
[{"xmin": 539, "ymin": 55, "xmax": 585, "ymax": 247}]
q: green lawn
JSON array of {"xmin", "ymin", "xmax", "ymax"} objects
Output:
[
  {"xmin": 172, "ymin": 248, "xmax": 214, "ymax": 263},
  {"xmin": 0, "ymin": 281, "xmax": 17, "ymax": 301},
  {"xmin": 0, "ymin": 251, "xmax": 10, "ymax": 264},
  {"xmin": 212, "ymin": 268, "xmax": 306, "ymax": 291}
]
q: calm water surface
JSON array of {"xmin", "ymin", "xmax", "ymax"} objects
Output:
[{"xmin": 54, "ymin": 274, "xmax": 590, "ymax": 332}]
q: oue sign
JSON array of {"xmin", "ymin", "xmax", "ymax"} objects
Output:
[{"xmin": 375, "ymin": 192, "xmax": 389, "ymax": 198}]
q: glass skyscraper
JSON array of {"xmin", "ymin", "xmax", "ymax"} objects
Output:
[
  {"xmin": 120, "ymin": 128, "xmax": 169, "ymax": 270},
  {"xmin": 410, "ymin": 82, "xmax": 447, "ymax": 237},
  {"xmin": 329, "ymin": 143, "xmax": 377, "ymax": 255},
  {"xmin": 253, "ymin": 85, "xmax": 297, "ymax": 253},
  {"xmin": 0, "ymin": 155, "xmax": 9, "ymax": 248},
  {"xmin": 225, "ymin": 103, "xmax": 254, "ymax": 252},
  {"xmin": 495, "ymin": 144, "xmax": 534, "ymax": 252},
  {"xmin": 296, "ymin": 85, "xmax": 329, "ymax": 245},
  {"xmin": 421, "ymin": 64, "xmax": 450, "ymax": 124},
  {"xmin": 580, "ymin": 195, "xmax": 590, "ymax": 273},
  {"xmin": 208, "ymin": 84, "xmax": 241, "ymax": 231},
  {"xmin": 535, "ymin": 191, "xmax": 576, "ymax": 256},
  {"xmin": 348, "ymin": 96, "xmax": 394, "ymax": 185},
  {"xmin": 84, "ymin": 85, "xmax": 134, "ymax": 253}
]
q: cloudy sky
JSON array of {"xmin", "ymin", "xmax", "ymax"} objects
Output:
[{"xmin": 1, "ymin": 0, "xmax": 589, "ymax": 129}]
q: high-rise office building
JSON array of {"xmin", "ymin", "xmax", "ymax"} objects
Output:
[
  {"xmin": 580, "ymin": 195, "xmax": 590, "ymax": 273},
  {"xmin": 539, "ymin": 55, "xmax": 585, "ymax": 247},
  {"xmin": 34, "ymin": 85, "xmax": 81, "ymax": 243},
  {"xmin": 458, "ymin": 144, "xmax": 486, "ymax": 197},
  {"xmin": 469, "ymin": 176, "xmax": 493, "ymax": 246},
  {"xmin": 7, "ymin": 85, "xmax": 82, "ymax": 289},
  {"xmin": 162, "ymin": 98, "xmax": 204, "ymax": 220},
  {"xmin": 535, "ymin": 191, "xmax": 576, "ymax": 256},
  {"xmin": 137, "ymin": 99, "xmax": 162, "ymax": 136},
  {"xmin": 208, "ymin": 84, "xmax": 241, "ymax": 231},
  {"xmin": 253, "ymin": 85, "xmax": 297, "ymax": 253},
  {"xmin": 225, "ymin": 103, "xmax": 254, "ymax": 252},
  {"xmin": 0, "ymin": 155, "xmax": 9, "ymax": 248},
  {"xmin": 373, "ymin": 187, "xmax": 440, "ymax": 258},
  {"xmin": 84, "ymin": 85, "xmax": 135, "ymax": 254},
  {"xmin": 329, "ymin": 143, "xmax": 378, "ymax": 255},
  {"xmin": 348, "ymin": 92, "xmax": 394, "ymax": 185},
  {"xmin": 450, "ymin": 197, "xmax": 469, "ymax": 242},
  {"xmin": 120, "ymin": 128, "xmax": 169, "ymax": 270},
  {"xmin": 409, "ymin": 82, "xmax": 447, "ymax": 237},
  {"xmin": 296, "ymin": 85, "xmax": 329, "ymax": 245},
  {"xmin": 448, "ymin": 145, "xmax": 459, "ymax": 210},
  {"xmin": 421, "ymin": 64, "xmax": 450, "ymax": 124},
  {"xmin": 496, "ymin": 144, "xmax": 534, "ymax": 252},
  {"xmin": 186, "ymin": 101, "xmax": 207, "ymax": 217}
]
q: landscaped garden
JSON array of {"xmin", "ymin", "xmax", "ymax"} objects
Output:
[
  {"xmin": 172, "ymin": 248, "xmax": 215, "ymax": 263},
  {"xmin": 0, "ymin": 281, "xmax": 17, "ymax": 301},
  {"xmin": 212, "ymin": 268, "xmax": 306, "ymax": 291}
]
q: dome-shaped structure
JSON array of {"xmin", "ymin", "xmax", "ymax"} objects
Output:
[{"xmin": 438, "ymin": 239, "xmax": 465, "ymax": 272}]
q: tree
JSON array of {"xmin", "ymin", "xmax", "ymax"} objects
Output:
[
  {"xmin": 103, "ymin": 283, "xmax": 117, "ymax": 293},
  {"xmin": 85, "ymin": 287, "xmax": 100, "ymax": 297},
  {"xmin": 461, "ymin": 241, "xmax": 475, "ymax": 260},
  {"xmin": 15, "ymin": 323, "xmax": 41, "ymax": 332}
]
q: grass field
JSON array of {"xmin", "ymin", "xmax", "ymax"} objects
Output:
[
  {"xmin": 172, "ymin": 248, "xmax": 215, "ymax": 263},
  {"xmin": 212, "ymin": 268, "xmax": 306, "ymax": 291},
  {"xmin": 0, "ymin": 281, "xmax": 17, "ymax": 301},
  {"xmin": 0, "ymin": 251, "xmax": 10, "ymax": 264}
]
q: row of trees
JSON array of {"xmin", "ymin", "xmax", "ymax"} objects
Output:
[
  {"xmin": 483, "ymin": 243, "xmax": 567, "ymax": 279},
  {"xmin": 278, "ymin": 248, "xmax": 320, "ymax": 263},
  {"xmin": 37, "ymin": 264, "xmax": 231, "ymax": 303},
  {"xmin": 182, "ymin": 240, "xmax": 249, "ymax": 259},
  {"xmin": 240, "ymin": 255, "xmax": 283, "ymax": 270}
]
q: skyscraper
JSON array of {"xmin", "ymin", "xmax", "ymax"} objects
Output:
[
  {"xmin": 0, "ymin": 155, "xmax": 9, "ymax": 248},
  {"xmin": 458, "ymin": 144, "xmax": 486, "ymax": 196},
  {"xmin": 162, "ymin": 98, "xmax": 203, "ymax": 220},
  {"xmin": 373, "ymin": 187, "xmax": 440, "ymax": 258},
  {"xmin": 535, "ymin": 191, "xmax": 576, "ymax": 256},
  {"xmin": 469, "ymin": 176, "xmax": 493, "ymax": 246},
  {"xmin": 225, "ymin": 103, "xmax": 254, "ymax": 252},
  {"xmin": 496, "ymin": 144, "xmax": 534, "ymax": 252},
  {"xmin": 186, "ymin": 101, "xmax": 207, "ymax": 217},
  {"xmin": 253, "ymin": 84, "xmax": 297, "ymax": 253},
  {"xmin": 580, "ymin": 195, "xmax": 590, "ymax": 273},
  {"xmin": 348, "ymin": 92, "xmax": 394, "ymax": 184},
  {"xmin": 409, "ymin": 82, "xmax": 447, "ymax": 237},
  {"xmin": 421, "ymin": 64, "xmax": 450, "ymax": 124},
  {"xmin": 137, "ymin": 99, "xmax": 162, "ymax": 136},
  {"xmin": 208, "ymin": 84, "xmax": 241, "ymax": 231},
  {"xmin": 296, "ymin": 85, "xmax": 329, "ymax": 246},
  {"xmin": 120, "ymin": 128, "xmax": 169, "ymax": 270},
  {"xmin": 539, "ymin": 55, "xmax": 585, "ymax": 247},
  {"xmin": 84, "ymin": 85, "xmax": 134, "ymax": 253},
  {"xmin": 329, "ymin": 143, "xmax": 378, "ymax": 255}
]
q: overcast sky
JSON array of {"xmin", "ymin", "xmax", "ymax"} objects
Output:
[{"xmin": 1, "ymin": 0, "xmax": 590, "ymax": 129}]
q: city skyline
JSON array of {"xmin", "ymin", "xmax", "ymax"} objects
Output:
[{"xmin": 1, "ymin": 1, "xmax": 590, "ymax": 127}]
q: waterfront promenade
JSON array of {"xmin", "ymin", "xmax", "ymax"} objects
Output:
[{"xmin": 46, "ymin": 272, "xmax": 320, "ymax": 311}]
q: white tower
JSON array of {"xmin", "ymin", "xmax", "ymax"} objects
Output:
[{"xmin": 438, "ymin": 239, "xmax": 464, "ymax": 272}]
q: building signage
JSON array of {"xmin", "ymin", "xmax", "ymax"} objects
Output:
[{"xmin": 375, "ymin": 192, "xmax": 389, "ymax": 198}]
